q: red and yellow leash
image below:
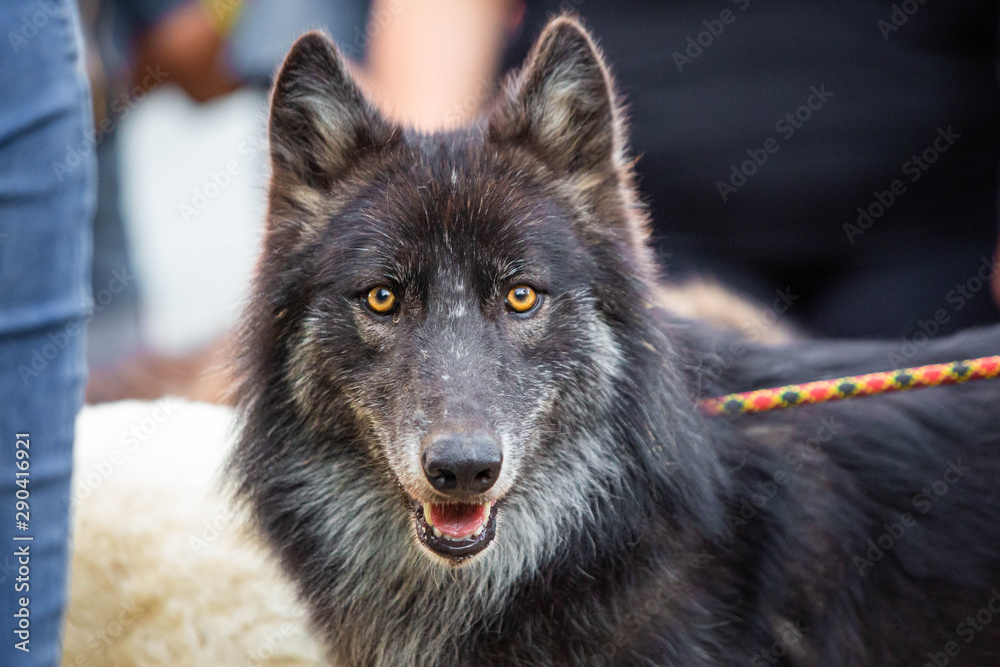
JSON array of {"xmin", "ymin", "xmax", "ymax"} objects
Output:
[{"xmin": 698, "ymin": 355, "xmax": 1000, "ymax": 417}]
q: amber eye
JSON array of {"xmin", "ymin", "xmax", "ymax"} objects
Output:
[
  {"xmin": 365, "ymin": 286, "xmax": 396, "ymax": 315},
  {"xmin": 506, "ymin": 285, "xmax": 539, "ymax": 314}
]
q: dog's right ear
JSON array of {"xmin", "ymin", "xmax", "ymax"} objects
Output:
[{"xmin": 268, "ymin": 31, "xmax": 396, "ymax": 193}]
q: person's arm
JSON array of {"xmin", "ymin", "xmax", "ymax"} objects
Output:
[
  {"xmin": 365, "ymin": 0, "xmax": 518, "ymax": 130},
  {"xmin": 132, "ymin": 0, "xmax": 241, "ymax": 103}
]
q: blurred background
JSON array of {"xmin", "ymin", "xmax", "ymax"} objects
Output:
[
  {"xmin": 74, "ymin": 0, "xmax": 1000, "ymax": 403},
  {"xmin": 3, "ymin": 4, "xmax": 1000, "ymax": 661}
]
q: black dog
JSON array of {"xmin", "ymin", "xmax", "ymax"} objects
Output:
[{"xmin": 228, "ymin": 15, "xmax": 1000, "ymax": 665}]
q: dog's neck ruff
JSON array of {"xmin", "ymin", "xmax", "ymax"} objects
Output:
[{"xmin": 699, "ymin": 355, "xmax": 1000, "ymax": 416}]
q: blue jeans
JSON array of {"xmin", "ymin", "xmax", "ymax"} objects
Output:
[{"xmin": 0, "ymin": 0, "xmax": 94, "ymax": 664}]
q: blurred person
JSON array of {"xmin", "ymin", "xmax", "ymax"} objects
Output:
[
  {"xmin": 226, "ymin": 0, "xmax": 369, "ymax": 85},
  {"xmin": 0, "ymin": 0, "xmax": 95, "ymax": 664},
  {"xmin": 81, "ymin": 0, "xmax": 242, "ymax": 372},
  {"xmin": 365, "ymin": 0, "xmax": 1000, "ymax": 339},
  {"xmin": 362, "ymin": 0, "xmax": 519, "ymax": 129},
  {"xmin": 82, "ymin": 0, "xmax": 372, "ymax": 403}
]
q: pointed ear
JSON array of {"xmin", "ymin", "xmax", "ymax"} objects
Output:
[
  {"xmin": 488, "ymin": 17, "xmax": 654, "ymax": 274},
  {"xmin": 269, "ymin": 31, "xmax": 396, "ymax": 191},
  {"xmin": 488, "ymin": 16, "xmax": 624, "ymax": 177}
]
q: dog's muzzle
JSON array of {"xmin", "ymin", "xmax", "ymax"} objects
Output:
[{"xmin": 410, "ymin": 428, "xmax": 503, "ymax": 561}]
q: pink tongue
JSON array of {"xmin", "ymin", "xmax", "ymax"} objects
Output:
[{"xmin": 429, "ymin": 503, "xmax": 486, "ymax": 539}]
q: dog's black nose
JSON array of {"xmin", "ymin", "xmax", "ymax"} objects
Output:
[{"xmin": 422, "ymin": 431, "xmax": 502, "ymax": 497}]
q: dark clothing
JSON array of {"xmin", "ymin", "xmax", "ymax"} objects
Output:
[{"xmin": 507, "ymin": 1, "xmax": 1000, "ymax": 338}]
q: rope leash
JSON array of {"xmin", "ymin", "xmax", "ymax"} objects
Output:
[{"xmin": 698, "ymin": 355, "xmax": 1000, "ymax": 417}]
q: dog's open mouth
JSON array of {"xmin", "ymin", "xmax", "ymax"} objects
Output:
[{"xmin": 413, "ymin": 500, "xmax": 498, "ymax": 560}]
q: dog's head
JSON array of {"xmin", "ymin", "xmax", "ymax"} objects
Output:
[{"xmin": 237, "ymin": 17, "xmax": 697, "ymax": 571}]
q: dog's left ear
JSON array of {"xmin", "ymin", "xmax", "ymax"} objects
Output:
[{"xmin": 488, "ymin": 15, "xmax": 625, "ymax": 181}]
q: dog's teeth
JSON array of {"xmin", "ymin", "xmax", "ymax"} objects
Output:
[
  {"xmin": 423, "ymin": 503, "xmax": 433, "ymax": 526},
  {"xmin": 471, "ymin": 501, "xmax": 491, "ymax": 537},
  {"xmin": 432, "ymin": 527, "xmax": 443, "ymax": 538}
]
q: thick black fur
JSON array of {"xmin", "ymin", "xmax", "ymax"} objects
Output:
[{"xmin": 228, "ymin": 14, "xmax": 1000, "ymax": 666}]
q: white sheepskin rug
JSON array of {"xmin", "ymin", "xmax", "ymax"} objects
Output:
[{"xmin": 62, "ymin": 399, "xmax": 324, "ymax": 666}]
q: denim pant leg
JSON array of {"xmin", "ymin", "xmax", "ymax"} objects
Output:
[{"xmin": 0, "ymin": 0, "xmax": 95, "ymax": 664}]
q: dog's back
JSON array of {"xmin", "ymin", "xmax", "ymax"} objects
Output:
[{"xmin": 681, "ymin": 321, "xmax": 1000, "ymax": 665}]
